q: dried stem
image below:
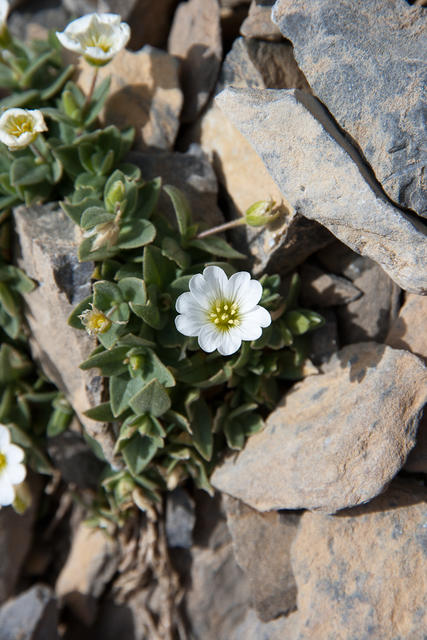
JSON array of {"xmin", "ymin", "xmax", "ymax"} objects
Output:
[{"xmin": 196, "ymin": 217, "xmax": 246, "ymax": 239}]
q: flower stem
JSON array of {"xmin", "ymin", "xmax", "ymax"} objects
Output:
[
  {"xmin": 82, "ymin": 67, "xmax": 99, "ymax": 114},
  {"xmin": 196, "ymin": 217, "xmax": 246, "ymax": 239},
  {"xmin": 30, "ymin": 143, "xmax": 48, "ymax": 164}
]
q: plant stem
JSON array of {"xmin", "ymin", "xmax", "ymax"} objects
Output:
[
  {"xmin": 30, "ymin": 143, "xmax": 48, "ymax": 164},
  {"xmin": 196, "ymin": 217, "xmax": 246, "ymax": 239},
  {"xmin": 82, "ymin": 67, "xmax": 99, "ymax": 114}
]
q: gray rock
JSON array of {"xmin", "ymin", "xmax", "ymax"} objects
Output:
[
  {"xmin": 0, "ymin": 584, "xmax": 59, "ymax": 640},
  {"xmin": 55, "ymin": 522, "xmax": 120, "ymax": 625},
  {"xmin": 223, "ymin": 495, "xmax": 298, "ymax": 621},
  {"xmin": 168, "ymin": 0, "xmax": 222, "ymax": 123},
  {"xmin": 165, "ymin": 488, "xmax": 196, "ymax": 549},
  {"xmin": 336, "ymin": 259, "xmax": 401, "ymax": 344},
  {"xmin": 316, "ymin": 240, "xmax": 374, "ymax": 281},
  {"xmin": 8, "ymin": 4, "xmax": 70, "ymax": 41},
  {"xmin": 129, "ymin": 144, "xmax": 224, "ymax": 228},
  {"xmin": 14, "ymin": 203, "xmax": 119, "ymax": 467},
  {"xmin": 216, "ymin": 87, "xmax": 427, "ymax": 293},
  {"xmin": 0, "ymin": 479, "xmax": 40, "ymax": 604},
  {"xmin": 299, "ymin": 263, "xmax": 362, "ymax": 307},
  {"xmin": 289, "ymin": 481, "xmax": 427, "ymax": 639},
  {"xmin": 308, "ymin": 308, "xmax": 339, "ymax": 365},
  {"xmin": 229, "ymin": 608, "xmax": 296, "ymax": 640},
  {"xmin": 240, "ymin": 0, "xmax": 283, "ymax": 41},
  {"xmin": 212, "ymin": 342, "xmax": 427, "ymax": 513},
  {"xmin": 272, "ymin": 0, "xmax": 427, "ymax": 216}
]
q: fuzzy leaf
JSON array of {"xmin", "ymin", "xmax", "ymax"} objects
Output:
[
  {"xmin": 122, "ymin": 433, "xmax": 158, "ymax": 475},
  {"xmin": 129, "ymin": 378, "xmax": 171, "ymax": 417},
  {"xmin": 189, "ymin": 236, "xmax": 246, "ymax": 260},
  {"xmin": 84, "ymin": 402, "xmax": 116, "ymax": 422},
  {"xmin": 185, "ymin": 391, "xmax": 213, "ymax": 461},
  {"xmin": 143, "ymin": 245, "xmax": 175, "ymax": 289},
  {"xmin": 163, "ymin": 184, "xmax": 191, "ymax": 238}
]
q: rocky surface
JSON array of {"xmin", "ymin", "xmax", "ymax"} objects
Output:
[
  {"xmin": 0, "ymin": 584, "xmax": 59, "ymax": 640},
  {"xmin": 14, "ymin": 204, "xmax": 119, "ymax": 467},
  {"xmin": 223, "ymin": 495, "xmax": 298, "ymax": 621},
  {"xmin": 288, "ymin": 481, "xmax": 427, "ymax": 638},
  {"xmin": 272, "ymin": 0, "xmax": 427, "ymax": 216},
  {"xmin": 55, "ymin": 522, "xmax": 120, "ymax": 625},
  {"xmin": 240, "ymin": 0, "xmax": 283, "ymax": 41},
  {"xmin": 165, "ymin": 488, "xmax": 196, "ymax": 549},
  {"xmin": 77, "ymin": 47, "xmax": 183, "ymax": 151},
  {"xmin": 212, "ymin": 342, "xmax": 427, "ymax": 513},
  {"xmin": 216, "ymin": 87, "xmax": 427, "ymax": 293},
  {"xmin": 308, "ymin": 308, "xmax": 339, "ymax": 366},
  {"xmin": 168, "ymin": 0, "xmax": 222, "ymax": 123},
  {"xmin": 299, "ymin": 263, "xmax": 362, "ymax": 307}
]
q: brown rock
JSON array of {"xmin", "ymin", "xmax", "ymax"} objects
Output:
[
  {"xmin": 212, "ymin": 343, "xmax": 427, "ymax": 513},
  {"xmin": 14, "ymin": 203, "xmax": 119, "ymax": 467},
  {"xmin": 77, "ymin": 47, "xmax": 183, "ymax": 151},
  {"xmin": 168, "ymin": 0, "xmax": 222, "ymax": 123},
  {"xmin": 299, "ymin": 263, "xmax": 362, "ymax": 307},
  {"xmin": 336, "ymin": 259, "xmax": 401, "ymax": 344},
  {"xmin": 223, "ymin": 495, "xmax": 298, "ymax": 621},
  {"xmin": 215, "ymin": 87, "xmax": 427, "ymax": 293},
  {"xmin": 240, "ymin": 0, "xmax": 283, "ymax": 41},
  {"xmin": 56, "ymin": 522, "xmax": 119, "ymax": 625},
  {"xmin": 290, "ymin": 481, "xmax": 427, "ymax": 638}
]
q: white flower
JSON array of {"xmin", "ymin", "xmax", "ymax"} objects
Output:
[
  {"xmin": 0, "ymin": 424, "xmax": 26, "ymax": 507},
  {"xmin": 0, "ymin": 0, "xmax": 10, "ymax": 31},
  {"xmin": 175, "ymin": 266, "xmax": 271, "ymax": 356},
  {"xmin": 0, "ymin": 108, "xmax": 47, "ymax": 150},
  {"xmin": 56, "ymin": 13, "xmax": 131, "ymax": 66},
  {"xmin": 83, "ymin": 219, "xmax": 120, "ymax": 251}
]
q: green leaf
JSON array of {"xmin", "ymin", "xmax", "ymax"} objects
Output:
[
  {"xmin": 84, "ymin": 76, "xmax": 111, "ymax": 125},
  {"xmin": 60, "ymin": 196, "xmax": 103, "ymax": 225},
  {"xmin": 92, "ymin": 280, "xmax": 122, "ymax": 310},
  {"xmin": 0, "ymin": 282, "xmax": 18, "ymax": 316},
  {"xmin": 117, "ymin": 277, "xmax": 147, "ymax": 305},
  {"xmin": 83, "ymin": 402, "xmax": 116, "ymax": 422},
  {"xmin": 129, "ymin": 378, "xmax": 171, "ymax": 417},
  {"xmin": 285, "ymin": 309, "xmax": 323, "ymax": 335},
  {"xmin": 185, "ymin": 391, "xmax": 213, "ymax": 461},
  {"xmin": 80, "ymin": 206, "xmax": 112, "ymax": 230},
  {"xmin": 143, "ymin": 245, "xmax": 175, "ymax": 289},
  {"xmin": 161, "ymin": 236, "xmax": 191, "ymax": 269},
  {"xmin": 80, "ymin": 345, "xmax": 129, "ymax": 376},
  {"xmin": 223, "ymin": 417, "xmax": 246, "ymax": 450},
  {"xmin": 138, "ymin": 349, "xmax": 175, "ymax": 388},
  {"xmin": 67, "ymin": 296, "xmax": 92, "ymax": 330},
  {"xmin": 189, "ymin": 235, "xmax": 246, "ymax": 259},
  {"xmin": 122, "ymin": 433, "xmax": 158, "ymax": 475},
  {"xmin": 110, "ymin": 374, "xmax": 145, "ymax": 418},
  {"xmin": 130, "ymin": 300, "xmax": 165, "ymax": 330},
  {"xmin": 41, "ymin": 64, "xmax": 75, "ymax": 100},
  {"xmin": 136, "ymin": 177, "xmax": 161, "ymax": 219},
  {"xmin": 11, "ymin": 158, "xmax": 50, "ymax": 187},
  {"xmin": 165, "ymin": 410, "xmax": 192, "ymax": 434},
  {"xmin": 117, "ymin": 218, "xmax": 156, "ymax": 249},
  {"xmin": 163, "ymin": 184, "xmax": 191, "ymax": 238},
  {"xmin": 53, "ymin": 145, "xmax": 82, "ymax": 178}
]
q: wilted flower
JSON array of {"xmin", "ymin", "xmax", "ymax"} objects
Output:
[
  {"xmin": 0, "ymin": 424, "xmax": 26, "ymax": 507},
  {"xmin": 56, "ymin": 13, "xmax": 131, "ymax": 66},
  {"xmin": 0, "ymin": 108, "xmax": 47, "ymax": 150},
  {"xmin": 79, "ymin": 304, "xmax": 112, "ymax": 335},
  {"xmin": 83, "ymin": 219, "xmax": 120, "ymax": 251},
  {"xmin": 175, "ymin": 266, "xmax": 271, "ymax": 356}
]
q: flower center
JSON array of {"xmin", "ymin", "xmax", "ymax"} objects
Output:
[
  {"xmin": 6, "ymin": 115, "xmax": 33, "ymax": 137},
  {"xmin": 0, "ymin": 452, "xmax": 7, "ymax": 472},
  {"xmin": 79, "ymin": 307, "xmax": 112, "ymax": 335},
  {"xmin": 208, "ymin": 299, "xmax": 240, "ymax": 332},
  {"xmin": 81, "ymin": 29, "xmax": 113, "ymax": 53}
]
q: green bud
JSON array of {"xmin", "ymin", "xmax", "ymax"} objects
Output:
[
  {"xmin": 105, "ymin": 180, "xmax": 126, "ymax": 212},
  {"xmin": 245, "ymin": 199, "xmax": 280, "ymax": 227},
  {"xmin": 62, "ymin": 90, "xmax": 81, "ymax": 120},
  {"xmin": 116, "ymin": 476, "xmax": 136, "ymax": 500},
  {"xmin": 129, "ymin": 354, "xmax": 144, "ymax": 371}
]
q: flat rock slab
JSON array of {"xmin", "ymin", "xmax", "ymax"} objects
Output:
[
  {"xmin": 224, "ymin": 495, "xmax": 298, "ymax": 621},
  {"xmin": 290, "ymin": 481, "xmax": 427, "ymax": 638},
  {"xmin": 0, "ymin": 584, "xmax": 58, "ymax": 640},
  {"xmin": 212, "ymin": 342, "xmax": 427, "ymax": 513},
  {"xmin": 216, "ymin": 87, "xmax": 427, "ymax": 294},
  {"xmin": 272, "ymin": 0, "xmax": 427, "ymax": 216},
  {"xmin": 14, "ymin": 204, "xmax": 119, "ymax": 467},
  {"xmin": 78, "ymin": 46, "xmax": 183, "ymax": 151}
]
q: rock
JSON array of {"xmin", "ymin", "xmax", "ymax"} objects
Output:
[
  {"xmin": 240, "ymin": 0, "xmax": 283, "ymax": 41},
  {"xmin": 0, "ymin": 479, "xmax": 39, "ymax": 604},
  {"xmin": 223, "ymin": 495, "xmax": 298, "ymax": 621},
  {"xmin": 0, "ymin": 584, "xmax": 59, "ymax": 640},
  {"xmin": 387, "ymin": 293, "xmax": 427, "ymax": 474},
  {"xmin": 77, "ymin": 47, "xmax": 183, "ymax": 151},
  {"xmin": 168, "ymin": 0, "xmax": 222, "ymax": 123},
  {"xmin": 336, "ymin": 259, "xmax": 401, "ymax": 344},
  {"xmin": 308, "ymin": 308, "xmax": 339, "ymax": 366},
  {"xmin": 289, "ymin": 481, "xmax": 427, "ymax": 638},
  {"xmin": 8, "ymin": 4, "xmax": 70, "ymax": 41},
  {"xmin": 229, "ymin": 608, "xmax": 296, "ymax": 640},
  {"xmin": 212, "ymin": 342, "xmax": 427, "ymax": 513},
  {"xmin": 316, "ymin": 240, "xmax": 373, "ymax": 281},
  {"xmin": 129, "ymin": 144, "xmax": 224, "ymax": 228},
  {"xmin": 184, "ymin": 492, "xmax": 251, "ymax": 640},
  {"xmin": 47, "ymin": 419, "xmax": 105, "ymax": 489},
  {"xmin": 55, "ymin": 522, "xmax": 120, "ymax": 625},
  {"xmin": 165, "ymin": 488, "xmax": 196, "ymax": 549},
  {"xmin": 272, "ymin": 0, "xmax": 427, "ymax": 217},
  {"xmin": 14, "ymin": 203, "xmax": 119, "ymax": 468},
  {"xmin": 386, "ymin": 293, "xmax": 427, "ymax": 364},
  {"xmin": 220, "ymin": 0, "xmax": 250, "ymax": 6},
  {"xmin": 216, "ymin": 87, "xmax": 427, "ymax": 294},
  {"xmin": 299, "ymin": 263, "xmax": 362, "ymax": 307}
]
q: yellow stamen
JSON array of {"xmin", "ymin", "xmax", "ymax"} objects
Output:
[{"xmin": 0, "ymin": 452, "xmax": 7, "ymax": 471}]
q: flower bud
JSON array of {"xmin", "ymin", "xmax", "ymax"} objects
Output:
[
  {"xmin": 129, "ymin": 354, "xmax": 144, "ymax": 371},
  {"xmin": 245, "ymin": 199, "xmax": 279, "ymax": 227},
  {"xmin": 105, "ymin": 180, "xmax": 126, "ymax": 212},
  {"xmin": 62, "ymin": 90, "xmax": 81, "ymax": 120}
]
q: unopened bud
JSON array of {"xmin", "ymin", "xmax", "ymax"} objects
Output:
[
  {"xmin": 245, "ymin": 199, "xmax": 279, "ymax": 227},
  {"xmin": 105, "ymin": 180, "xmax": 126, "ymax": 212},
  {"xmin": 62, "ymin": 90, "xmax": 81, "ymax": 120},
  {"xmin": 129, "ymin": 354, "xmax": 144, "ymax": 371}
]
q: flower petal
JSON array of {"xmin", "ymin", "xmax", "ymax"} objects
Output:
[
  {"xmin": 0, "ymin": 425, "xmax": 10, "ymax": 449},
  {"xmin": 236, "ymin": 320, "xmax": 263, "ymax": 341},
  {"xmin": 175, "ymin": 313, "xmax": 205, "ymax": 337},
  {"xmin": 189, "ymin": 273, "xmax": 211, "ymax": 309},
  {"xmin": 238, "ymin": 280, "xmax": 263, "ymax": 313},
  {"xmin": 226, "ymin": 271, "xmax": 251, "ymax": 302},
  {"xmin": 243, "ymin": 305, "xmax": 272, "ymax": 328},
  {"xmin": 203, "ymin": 266, "xmax": 228, "ymax": 300},
  {"xmin": 0, "ymin": 479, "xmax": 14, "ymax": 506},
  {"xmin": 176, "ymin": 291, "xmax": 205, "ymax": 315},
  {"xmin": 217, "ymin": 328, "xmax": 243, "ymax": 356},
  {"xmin": 198, "ymin": 324, "xmax": 222, "ymax": 353},
  {"xmin": 6, "ymin": 443, "xmax": 24, "ymax": 465},
  {"xmin": 5, "ymin": 462, "xmax": 26, "ymax": 485}
]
